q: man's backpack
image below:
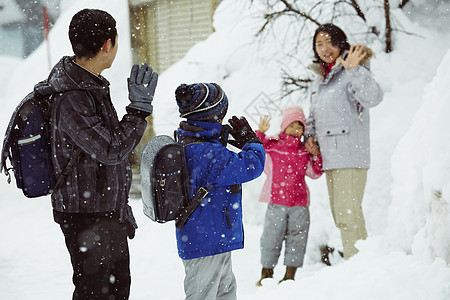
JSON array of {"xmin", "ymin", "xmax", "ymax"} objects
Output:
[
  {"xmin": 1, "ymin": 85, "xmax": 81, "ymax": 198},
  {"xmin": 140, "ymin": 135, "xmax": 210, "ymax": 228}
]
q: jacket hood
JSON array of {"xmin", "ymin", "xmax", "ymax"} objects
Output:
[
  {"xmin": 309, "ymin": 45, "xmax": 374, "ymax": 78},
  {"xmin": 177, "ymin": 120, "xmax": 227, "ymax": 145},
  {"xmin": 280, "ymin": 105, "xmax": 306, "ymax": 132},
  {"xmin": 34, "ymin": 56, "xmax": 109, "ymax": 97}
]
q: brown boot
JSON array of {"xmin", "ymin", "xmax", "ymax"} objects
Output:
[
  {"xmin": 256, "ymin": 268, "xmax": 273, "ymax": 286},
  {"xmin": 279, "ymin": 266, "xmax": 297, "ymax": 283},
  {"xmin": 320, "ymin": 245, "xmax": 334, "ymax": 266}
]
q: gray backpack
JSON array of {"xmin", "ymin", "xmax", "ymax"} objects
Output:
[{"xmin": 140, "ymin": 135, "xmax": 210, "ymax": 228}]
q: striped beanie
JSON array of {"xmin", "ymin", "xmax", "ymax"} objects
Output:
[{"xmin": 175, "ymin": 83, "xmax": 228, "ymax": 122}]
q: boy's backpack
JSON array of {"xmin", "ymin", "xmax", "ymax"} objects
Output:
[
  {"xmin": 1, "ymin": 84, "xmax": 81, "ymax": 198},
  {"xmin": 140, "ymin": 135, "xmax": 210, "ymax": 228}
]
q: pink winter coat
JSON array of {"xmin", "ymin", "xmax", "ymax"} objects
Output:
[{"xmin": 256, "ymin": 131, "xmax": 323, "ymax": 207}]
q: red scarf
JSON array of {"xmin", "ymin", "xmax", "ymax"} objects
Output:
[{"xmin": 321, "ymin": 61, "xmax": 336, "ymax": 75}]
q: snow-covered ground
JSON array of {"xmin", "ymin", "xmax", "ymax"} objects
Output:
[{"xmin": 1, "ymin": 0, "xmax": 449, "ymax": 299}]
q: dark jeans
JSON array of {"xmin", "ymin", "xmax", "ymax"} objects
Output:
[{"xmin": 56, "ymin": 211, "xmax": 131, "ymax": 300}]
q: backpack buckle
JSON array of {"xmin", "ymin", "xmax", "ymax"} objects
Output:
[{"xmin": 197, "ymin": 187, "xmax": 209, "ymax": 200}]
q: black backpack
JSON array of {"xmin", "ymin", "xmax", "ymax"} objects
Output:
[
  {"xmin": 140, "ymin": 134, "xmax": 211, "ymax": 228},
  {"xmin": 1, "ymin": 84, "xmax": 81, "ymax": 198}
]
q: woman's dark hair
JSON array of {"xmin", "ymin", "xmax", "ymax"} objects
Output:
[
  {"xmin": 69, "ymin": 9, "xmax": 117, "ymax": 58},
  {"xmin": 312, "ymin": 23, "xmax": 350, "ymax": 63}
]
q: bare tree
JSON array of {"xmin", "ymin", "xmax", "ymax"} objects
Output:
[
  {"xmin": 256, "ymin": 0, "xmax": 396, "ymax": 51},
  {"xmin": 384, "ymin": 0, "xmax": 393, "ymax": 53}
]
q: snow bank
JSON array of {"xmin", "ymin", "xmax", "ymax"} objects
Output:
[
  {"xmin": 388, "ymin": 50, "xmax": 450, "ymax": 263},
  {"xmin": 152, "ymin": 0, "xmax": 286, "ymax": 136}
]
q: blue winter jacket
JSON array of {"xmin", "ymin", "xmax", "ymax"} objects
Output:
[{"xmin": 175, "ymin": 120, "xmax": 265, "ymax": 260}]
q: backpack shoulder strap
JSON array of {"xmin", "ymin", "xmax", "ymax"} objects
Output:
[
  {"xmin": 175, "ymin": 185, "xmax": 212, "ymax": 229},
  {"xmin": 173, "ymin": 129, "xmax": 215, "ymax": 228},
  {"xmin": 53, "ymin": 148, "xmax": 83, "ymax": 191}
]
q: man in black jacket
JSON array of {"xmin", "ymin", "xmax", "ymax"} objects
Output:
[{"xmin": 34, "ymin": 9, "xmax": 158, "ymax": 300}]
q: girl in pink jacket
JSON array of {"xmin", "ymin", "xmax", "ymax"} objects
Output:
[{"xmin": 255, "ymin": 106, "xmax": 323, "ymax": 286}]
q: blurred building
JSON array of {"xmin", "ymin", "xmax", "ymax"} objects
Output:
[
  {"xmin": 128, "ymin": 0, "xmax": 220, "ymax": 197},
  {"xmin": 0, "ymin": 0, "xmax": 60, "ymax": 58},
  {"xmin": 129, "ymin": 0, "xmax": 219, "ymax": 73}
]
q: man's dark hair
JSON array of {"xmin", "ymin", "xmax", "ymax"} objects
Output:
[
  {"xmin": 69, "ymin": 9, "xmax": 117, "ymax": 58},
  {"xmin": 312, "ymin": 23, "xmax": 350, "ymax": 63}
]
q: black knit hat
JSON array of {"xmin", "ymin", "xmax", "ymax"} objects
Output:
[{"xmin": 175, "ymin": 83, "xmax": 229, "ymax": 122}]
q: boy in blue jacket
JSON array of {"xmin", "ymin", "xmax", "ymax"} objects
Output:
[{"xmin": 174, "ymin": 83, "xmax": 265, "ymax": 300}]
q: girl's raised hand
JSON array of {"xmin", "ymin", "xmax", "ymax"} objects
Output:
[
  {"xmin": 338, "ymin": 44, "xmax": 367, "ymax": 70},
  {"xmin": 259, "ymin": 115, "xmax": 271, "ymax": 133}
]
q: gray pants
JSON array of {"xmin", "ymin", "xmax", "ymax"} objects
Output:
[
  {"xmin": 260, "ymin": 204, "xmax": 310, "ymax": 268},
  {"xmin": 182, "ymin": 252, "xmax": 237, "ymax": 300}
]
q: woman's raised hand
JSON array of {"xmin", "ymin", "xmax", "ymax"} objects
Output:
[
  {"xmin": 338, "ymin": 44, "xmax": 367, "ymax": 70},
  {"xmin": 258, "ymin": 115, "xmax": 271, "ymax": 133}
]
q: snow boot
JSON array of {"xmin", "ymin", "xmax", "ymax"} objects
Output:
[
  {"xmin": 256, "ymin": 268, "xmax": 273, "ymax": 286},
  {"xmin": 320, "ymin": 245, "xmax": 334, "ymax": 266},
  {"xmin": 278, "ymin": 266, "xmax": 297, "ymax": 283},
  {"xmin": 320, "ymin": 245, "xmax": 344, "ymax": 266}
]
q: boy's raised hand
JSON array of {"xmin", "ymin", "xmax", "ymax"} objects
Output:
[
  {"xmin": 259, "ymin": 115, "xmax": 271, "ymax": 133},
  {"xmin": 127, "ymin": 63, "xmax": 158, "ymax": 114},
  {"xmin": 227, "ymin": 116, "xmax": 262, "ymax": 149}
]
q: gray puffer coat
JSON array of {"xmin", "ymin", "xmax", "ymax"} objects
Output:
[{"xmin": 305, "ymin": 48, "xmax": 383, "ymax": 170}]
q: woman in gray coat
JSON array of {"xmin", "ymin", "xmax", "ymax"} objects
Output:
[{"xmin": 305, "ymin": 23, "xmax": 383, "ymax": 259}]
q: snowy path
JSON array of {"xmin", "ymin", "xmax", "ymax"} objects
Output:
[{"xmin": 1, "ymin": 184, "xmax": 449, "ymax": 300}]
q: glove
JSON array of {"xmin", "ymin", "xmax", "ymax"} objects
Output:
[
  {"xmin": 227, "ymin": 116, "xmax": 262, "ymax": 149},
  {"xmin": 124, "ymin": 204, "xmax": 138, "ymax": 239},
  {"xmin": 127, "ymin": 63, "xmax": 158, "ymax": 114}
]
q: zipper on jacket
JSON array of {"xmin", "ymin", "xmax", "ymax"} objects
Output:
[{"xmin": 224, "ymin": 208, "xmax": 232, "ymax": 228}]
